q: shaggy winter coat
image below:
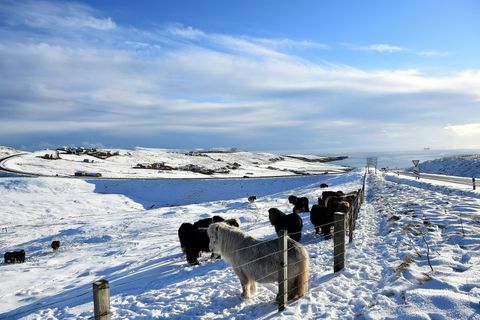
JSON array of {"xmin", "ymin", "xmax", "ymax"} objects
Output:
[
  {"xmin": 268, "ymin": 208, "xmax": 303, "ymax": 242},
  {"xmin": 208, "ymin": 222, "xmax": 309, "ymax": 302}
]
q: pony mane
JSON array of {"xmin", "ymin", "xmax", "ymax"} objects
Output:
[{"xmin": 213, "ymin": 223, "xmax": 258, "ymax": 256}]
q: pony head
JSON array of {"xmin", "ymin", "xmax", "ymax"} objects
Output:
[
  {"xmin": 212, "ymin": 215, "xmax": 225, "ymax": 223},
  {"xmin": 268, "ymin": 208, "xmax": 284, "ymax": 226},
  {"xmin": 208, "ymin": 222, "xmax": 222, "ymax": 254},
  {"xmin": 288, "ymin": 195, "xmax": 297, "ymax": 204}
]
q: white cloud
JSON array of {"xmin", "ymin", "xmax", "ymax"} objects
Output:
[
  {"xmin": 445, "ymin": 123, "xmax": 480, "ymax": 137},
  {"xmin": 418, "ymin": 50, "xmax": 450, "ymax": 57},
  {"xmin": 344, "ymin": 43, "xmax": 451, "ymax": 58},
  {"xmin": 166, "ymin": 25, "xmax": 205, "ymax": 39},
  {"xmin": 0, "ymin": 0, "xmax": 116, "ymax": 30},
  {"xmin": 164, "ymin": 25, "xmax": 327, "ymax": 59},
  {"xmin": 355, "ymin": 43, "xmax": 406, "ymax": 53},
  {"xmin": 252, "ymin": 38, "xmax": 329, "ymax": 50}
]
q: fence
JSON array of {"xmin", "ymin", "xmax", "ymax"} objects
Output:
[{"xmin": 1, "ymin": 172, "xmax": 368, "ymax": 318}]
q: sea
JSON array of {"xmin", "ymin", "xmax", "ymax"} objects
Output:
[{"xmin": 327, "ymin": 149, "xmax": 480, "ymax": 169}]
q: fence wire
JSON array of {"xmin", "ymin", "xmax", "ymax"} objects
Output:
[{"xmin": 0, "ymin": 289, "xmax": 92, "ymax": 320}]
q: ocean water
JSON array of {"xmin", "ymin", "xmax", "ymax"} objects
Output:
[
  {"xmin": 327, "ymin": 149, "xmax": 480, "ymax": 169},
  {"xmin": 0, "ymin": 171, "xmax": 30, "ymax": 177}
]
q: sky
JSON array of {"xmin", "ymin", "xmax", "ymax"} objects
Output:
[{"xmin": 0, "ymin": 0, "xmax": 480, "ymax": 153}]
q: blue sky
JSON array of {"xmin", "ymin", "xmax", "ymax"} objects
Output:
[{"xmin": 1, "ymin": 0, "xmax": 479, "ymax": 153}]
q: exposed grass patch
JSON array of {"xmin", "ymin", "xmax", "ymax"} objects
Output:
[{"xmin": 395, "ymin": 254, "xmax": 415, "ymax": 276}]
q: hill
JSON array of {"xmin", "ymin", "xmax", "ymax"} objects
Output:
[
  {"xmin": 408, "ymin": 154, "xmax": 480, "ymax": 178},
  {"xmin": 0, "ymin": 147, "xmax": 349, "ymax": 178}
]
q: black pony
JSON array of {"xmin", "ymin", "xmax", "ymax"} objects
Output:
[
  {"xmin": 268, "ymin": 208, "xmax": 303, "ymax": 242},
  {"xmin": 4, "ymin": 250, "xmax": 26, "ymax": 264},
  {"xmin": 288, "ymin": 195, "xmax": 310, "ymax": 213},
  {"xmin": 178, "ymin": 217, "xmax": 240, "ymax": 265}
]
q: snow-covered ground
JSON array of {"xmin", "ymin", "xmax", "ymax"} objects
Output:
[
  {"xmin": 407, "ymin": 154, "xmax": 480, "ymax": 178},
  {"xmin": 1, "ymin": 158, "xmax": 479, "ymax": 319},
  {"xmin": 1, "ymin": 148, "xmax": 348, "ymax": 179},
  {"xmin": 0, "ymin": 147, "xmax": 25, "ymax": 159}
]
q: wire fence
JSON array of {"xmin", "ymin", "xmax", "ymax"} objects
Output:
[{"xmin": 0, "ymin": 289, "xmax": 92, "ymax": 320}]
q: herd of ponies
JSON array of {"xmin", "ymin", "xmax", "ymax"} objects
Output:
[{"xmin": 177, "ymin": 183, "xmax": 360, "ymax": 304}]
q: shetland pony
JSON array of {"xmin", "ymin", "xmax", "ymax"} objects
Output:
[
  {"xmin": 318, "ymin": 190, "xmax": 344, "ymax": 206},
  {"xmin": 288, "ymin": 196, "xmax": 309, "ymax": 213},
  {"xmin": 208, "ymin": 222, "xmax": 309, "ymax": 302},
  {"xmin": 51, "ymin": 241, "xmax": 61, "ymax": 251},
  {"xmin": 4, "ymin": 250, "xmax": 25, "ymax": 264},
  {"xmin": 324, "ymin": 196, "xmax": 351, "ymax": 238},
  {"xmin": 309, "ymin": 204, "xmax": 330, "ymax": 235},
  {"xmin": 268, "ymin": 208, "xmax": 303, "ymax": 242},
  {"xmin": 178, "ymin": 218, "xmax": 241, "ymax": 265},
  {"xmin": 193, "ymin": 215, "xmax": 225, "ymax": 229}
]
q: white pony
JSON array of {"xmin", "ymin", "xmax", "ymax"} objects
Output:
[{"xmin": 208, "ymin": 222, "xmax": 309, "ymax": 301}]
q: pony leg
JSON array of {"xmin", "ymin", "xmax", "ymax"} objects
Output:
[
  {"xmin": 288, "ymin": 257, "xmax": 309, "ymax": 301},
  {"xmin": 249, "ymin": 281, "xmax": 257, "ymax": 296},
  {"xmin": 234, "ymin": 269, "xmax": 251, "ymax": 299},
  {"xmin": 210, "ymin": 252, "xmax": 221, "ymax": 260},
  {"xmin": 287, "ymin": 278, "xmax": 297, "ymax": 301}
]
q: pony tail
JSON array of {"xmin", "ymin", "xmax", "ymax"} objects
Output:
[{"xmin": 295, "ymin": 247, "xmax": 309, "ymax": 298}]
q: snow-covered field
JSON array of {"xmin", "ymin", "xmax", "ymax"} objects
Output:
[
  {"xmin": 1, "ymin": 154, "xmax": 480, "ymax": 319},
  {"xmin": 1, "ymin": 148, "xmax": 348, "ymax": 179},
  {"xmin": 0, "ymin": 147, "xmax": 24, "ymax": 159}
]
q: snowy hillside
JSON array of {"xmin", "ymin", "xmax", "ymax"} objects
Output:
[
  {"xmin": 0, "ymin": 147, "xmax": 348, "ymax": 178},
  {"xmin": 408, "ymin": 154, "xmax": 480, "ymax": 178},
  {"xmin": 0, "ymin": 147, "xmax": 25, "ymax": 159},
  {"xmin": 0, "ymin": 168, "xmax": 479, "ymax": 319}
]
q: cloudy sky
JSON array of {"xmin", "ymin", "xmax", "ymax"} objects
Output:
[{"xmin": 1, "ymin": 0, "xmax": 479, "ymax": 152}]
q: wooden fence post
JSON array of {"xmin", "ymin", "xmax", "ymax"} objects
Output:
[
  {"xmin": 473, "ymin": 178, "xmax": 476, "ymax": 190},
  {"xmin": 348, "ymin": 206, "xmax": 354, "ymax": 244},
  {"xmin": 93, "ymin": 279, "xmax": 111, "ymax": 320},
  {"xmin": 334, "ymin": 212, "xmax": 345, "ymax": 272},
  {"xmin": 277, "ymin": 230, "xmax": 288, "ymax": 311}
]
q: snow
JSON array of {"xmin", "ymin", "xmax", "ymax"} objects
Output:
[
  {"xmin": 1, "ymin": 148, "xmax": 348, "ymax": 179},
  {"xmin": 407, "ymin": 154, "xmax": 480, "ymax": 178},
  {"xmin": 1, "ymin": 153, "xmax": 480, "ymax": 319},
  {"xmin": 285, "ymin": 154, "xmax": 331, "ymax": 161},
  {"xmin": 0, "ymin": 147, "xmax": 25, "ymax": 159}
]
